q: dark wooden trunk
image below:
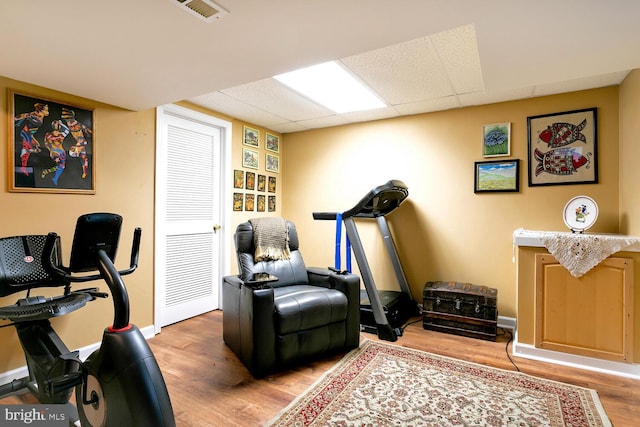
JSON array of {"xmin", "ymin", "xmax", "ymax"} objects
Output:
[{"xmin": 422, "ymin": 281, "xmax": 498, "ymax": 341}]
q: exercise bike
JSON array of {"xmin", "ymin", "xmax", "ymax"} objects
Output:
[{"xmin": 0, "ymin": 213, "xmax": 175, "ymax": 426}]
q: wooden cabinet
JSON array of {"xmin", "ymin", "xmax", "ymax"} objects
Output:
[{"xmin": 535, "ymin": 254, "xmax": 634, "ymax": 362}]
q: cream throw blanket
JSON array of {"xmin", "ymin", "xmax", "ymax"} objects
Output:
[{"xmin": 250, "ymin": 217, "xmax": 291, "ymax": 262}]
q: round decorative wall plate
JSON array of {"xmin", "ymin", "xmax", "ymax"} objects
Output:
[{"xmin": 563, "ymin": 195, "xmax": 598, "ymax": 232}]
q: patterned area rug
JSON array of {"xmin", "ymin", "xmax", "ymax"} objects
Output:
[{"xmin": 266, "ymin": 339, "xmax": 611, "ymax": 426}]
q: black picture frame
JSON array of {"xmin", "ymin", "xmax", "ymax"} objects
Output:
[
  {"xmin": 10, "ymin": 90, "xmax": 95, "ymax": 193},
  {"xmin": 474, "ymin": 159, "xmax": 520, "ymax": 193},
  {"xmin": 527, "ymin": 107, "xmax": 598, "ymax": 187}
]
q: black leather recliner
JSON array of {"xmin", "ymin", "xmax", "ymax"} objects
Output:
[{"xmin": 222, "ymin": 219, "xmax": 360, "ymax": 377}]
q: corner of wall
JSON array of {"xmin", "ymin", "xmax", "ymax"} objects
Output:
[{"xmin": 619, "ymin": 69, "xmax": 640, "ymax": 235}]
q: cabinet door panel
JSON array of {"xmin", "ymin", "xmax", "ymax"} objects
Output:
[{"xmin": 535, "ymin": 254, "xmax": 633, "ymax": 362}]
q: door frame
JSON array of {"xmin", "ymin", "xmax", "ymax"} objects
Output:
[{"xmin": 154, "ymin": 103, "xmax": 232, "ymax": 333}]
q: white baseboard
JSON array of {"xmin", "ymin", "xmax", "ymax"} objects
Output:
[
  {"xmin": 473, "ymin": 316, "xmax": 640, "ymax": 380},
  {"xmin": 497, "ymin": 315, "xmax": 516, "ymax": 331},
  {"xmin": 0, "ymin": 324, "xmax": 156, "ymax": 387},
  {"xmin": 513, "ymin": 330, "xmax": 640, "ymax": 380}
]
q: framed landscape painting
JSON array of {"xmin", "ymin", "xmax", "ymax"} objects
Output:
[{"xmin": 474, "ymin": 159, "xmax": 520, "ymax": 193}]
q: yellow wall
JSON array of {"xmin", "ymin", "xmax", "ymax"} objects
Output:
[
  {"xmin": 282, "ymin": 86, "xmax": 620, "ymax": 319},
  {"xmin": 0, "ymin": 76, "xmax": 157, "ymax": 371},
  {"xmin": 619, "ymin": 69, "xmax": 640, "ymax": 235}
]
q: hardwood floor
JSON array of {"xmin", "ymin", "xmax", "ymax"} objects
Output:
[{"xmin": 2, "ymin": 310, "xmax": 639, "ymax": 426}]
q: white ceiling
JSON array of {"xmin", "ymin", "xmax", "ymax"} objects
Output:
[{"xmin": 2, "ymin": 1, "xmax": 639, "ymax": 134}]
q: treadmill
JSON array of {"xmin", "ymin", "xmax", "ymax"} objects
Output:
[{"xmin": 313, "ymin": 179, "xmax": 420, "ymax": 341}]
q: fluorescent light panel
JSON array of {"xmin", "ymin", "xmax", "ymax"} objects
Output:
[{"xmin": 274, "ymin": 61, "xmax": 386, "ymax": 114}]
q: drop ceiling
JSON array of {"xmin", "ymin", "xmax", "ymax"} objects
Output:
[{"xmin": 1, "ymin": 1, "xmax": 639, "ymax": 134}]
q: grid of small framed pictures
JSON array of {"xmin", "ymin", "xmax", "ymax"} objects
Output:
[
  {"xmin": 233, "ymin": 170, "xmax": 277, "ymax": 212},
  {"xmin": 242, "ymin": 126, "xmax": 280, "ymax": 171},
  {"xmin": 236, "ymin": 126, "xmax": 279, "ymax": 212},
  {"xmin": 233, "ymin": 126, "xmax": 280, "ymax": 212}
]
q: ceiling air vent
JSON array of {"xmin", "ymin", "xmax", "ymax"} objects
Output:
[{"xmin": 173, "ymin": 0, "xmax": 229, "ymax": 23}]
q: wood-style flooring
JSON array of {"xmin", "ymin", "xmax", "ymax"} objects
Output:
[{"xmin": 2, "ymin": 310, "xmax": 638, "ymax": 426}]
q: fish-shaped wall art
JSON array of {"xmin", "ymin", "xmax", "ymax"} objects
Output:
[
  {"xmin": 534, "ymin": 147, "xmax": 591, "ymax": 176},
  {"xmin": 538, "ymin": 119, "xmax": 587, "ymax": 148}
]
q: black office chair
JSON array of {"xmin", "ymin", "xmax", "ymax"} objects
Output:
[{"xmin": 222, "ymin": 218, "xmax": 360, "ymax": 377}]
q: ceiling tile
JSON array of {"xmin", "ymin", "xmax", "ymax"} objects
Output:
[
  {"xmin": 188, "ymin": 91, "xmax": 287, "ymax": 126},
  {"xmin": 269, "ymin": 121, "xmax": 310, "ymax": 134},
  {"xmin": 341, "ymin": 106, "xmax": 401, "ymax": 123},
  {"xmin": 394, "ymin": 96, "xmax": 461, "ymax": 115},
  {"xmin": 221, "ymin": 78, "xmax": 334, "ymax": 122},
  {"xmin": 294, "ymin": 115, "xmax": 351, "ymax": 130},
  {"xmin": 341, "ymin": 35, "xmax": 454, "ymax": 105},
  {"xmin": 458, "ymin": 87, "xmax": 535, "ymax": 107},
  {"xmin": 430, "ymin": 24, "xmax": 484, "ymax": 95}
]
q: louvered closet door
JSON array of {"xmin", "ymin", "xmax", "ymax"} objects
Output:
[{"xmin": 158, "ymin": 113, "xmax": 222, "ymax": 326}]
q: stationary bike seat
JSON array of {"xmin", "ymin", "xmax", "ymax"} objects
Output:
[{"xmin": 0, "ymin": 292, "xmax": 95, "ymax": 322}]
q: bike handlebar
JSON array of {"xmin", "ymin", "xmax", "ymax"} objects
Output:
[
  {"xmin": 42, "ymin": 227, "xmax": 142, "ymax": 329},
  {"xmin": 42, "ymin": 228, "xmax": 141, "ymax": 282}
]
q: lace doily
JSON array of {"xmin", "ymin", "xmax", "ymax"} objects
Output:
[{"xmin": 514, "ymin": 229, "xmax": 640, "ymax": 278}]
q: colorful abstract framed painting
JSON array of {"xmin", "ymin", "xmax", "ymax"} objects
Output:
[
  {"xmin": 527, "ymin": 108, "xmax": 597, "ymax": 186},
  {"xmin": 474, "ymin": 159, "xmax": 520, "ymax": 193},
  {"xmin": 482, "ymin": 122, "xmax": 510, "ymax": 157},
  {"xmin": 9, "ymin": 90, "xmax": 95, "ymax": 194}
]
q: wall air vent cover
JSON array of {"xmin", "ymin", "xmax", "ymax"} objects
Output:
[{"xmin": 173, "ymin": 0, "xmax": 229, "ymax": 23}]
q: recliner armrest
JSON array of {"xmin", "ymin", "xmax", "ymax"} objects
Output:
[
  {"xmin": 223, "ymin": 274, "xmax": 244, "ymax": 289},
  {"xmin": 307, "ymin": 267, "xmax": 358, "ymax": 290},
  {"xmin": 222, "ymin": 274, "xmax": 275, "ymax": 290},
  {"xmin": 222, "ymin": 274, "xmax": 277, "ymax": 377},
  {"xmin": 307, "ymin": 267, "xmax": 360, "ymax": 348}
]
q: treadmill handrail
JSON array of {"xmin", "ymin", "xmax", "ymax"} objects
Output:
[
  {"xmin": 312, "ymin": 212, "xmax": 338, "ymax": 221},
  {"xmin": 312, "ymin": 180, "xmax": 408, "ymax": 221},
  {"xmin": 342, "ymin": 179, "xmax": 408, "ymax": 219}
]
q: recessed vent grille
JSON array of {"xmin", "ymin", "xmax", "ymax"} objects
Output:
[{"xmin": 173, "ymin": 0, "xmax": 229, "ymax": 23}]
